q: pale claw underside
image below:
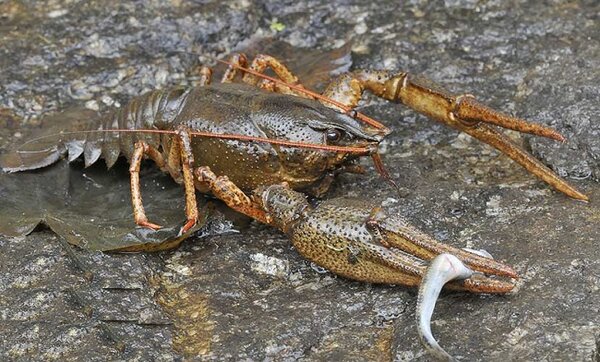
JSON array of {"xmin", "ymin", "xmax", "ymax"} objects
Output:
[{"xmin": 417, "ymin": 253, "xmax": 475, "ymax": 361}]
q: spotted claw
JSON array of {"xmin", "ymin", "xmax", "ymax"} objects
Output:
[
  {"xmin": 259, "ymin": 184, "xmax": 516, "ymax": 291},
  {"xmin": 256, "ymin": 184, "xmax": 517, "ymax": 359}
]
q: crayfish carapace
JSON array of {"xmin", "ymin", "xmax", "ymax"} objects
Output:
[{"xmin": 0, "ymin": 53, "xmax": 587, "ymax": 359}]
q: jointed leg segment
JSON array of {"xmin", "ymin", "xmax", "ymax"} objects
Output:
[
  {"xmin": 130, "ymin": 141, "xmax": 165, "ymax": 230},
  {"xmin": 176, "ymin": 128, "xmax": 200, "ymax": 235},
  {"xmin": 222, "ymin": 53, "xmax": 311, "ymax": 98},
  {"xmin": 189, "ymin": 65, "xmax": 213, "ymax": 87},
  {"xmin": 129, "ymin": 127, "xmax": 201, "ymax": 235},
  {"xmin": 195, "ymin": 166, "xmax": 271, "ymax": 224}
]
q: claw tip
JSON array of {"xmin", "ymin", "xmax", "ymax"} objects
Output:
[
  {"xmin": 554, "ymin": 133, "xmax": 566, "ymax": 143},
  {"xmin": 565, "ymin": 188, "xmax": 589, "ymax": 203}
]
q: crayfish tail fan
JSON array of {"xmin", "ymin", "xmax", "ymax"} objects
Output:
[{"xmin": 0, "ymin": 108, "xmax": 101, "ymax": 172}]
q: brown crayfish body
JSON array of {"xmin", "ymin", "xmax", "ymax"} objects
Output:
[{"xmin": 2, "ymin": 52, "xmax": 588, "ymax": 359}]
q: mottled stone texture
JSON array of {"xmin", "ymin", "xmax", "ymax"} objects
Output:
[{"xmin": 0, "ymin": 1, "xmax": 598, "ymax": 361}]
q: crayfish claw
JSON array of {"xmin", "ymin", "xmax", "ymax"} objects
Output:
[
  {"xmin": 260, "ymin": 184, "xmax": 517, "ymax": 289},
  {"xmin": 451, "ymin": 95, "xmax": 566, "ymax": 141},
  {"xmin": 459, "ymin": 123, "xmax": 589, "ymax": 202},
  {"xmin": 258, "ymin": 185, "xmax": 517, "ymax": 359},
  {"xmin": 368, "ymin": 210, "xmax": 519, "ymax": 279},
  {"xmin": 337, "ymin": 70, "xmax": 588, "ymax": 200}
]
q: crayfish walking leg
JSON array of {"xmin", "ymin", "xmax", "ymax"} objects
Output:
[
  {"xmin": 130, "ymin": 141, "xmax": 167, "ymax": 230},
  {"xmin": 129, "ymin": 127, "xmax": 200, "ymax": 235}
]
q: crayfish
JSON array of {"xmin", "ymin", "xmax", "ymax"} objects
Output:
[{"xmin": 0, "ymin": 53, "xmax": 587, "ymax": 360}]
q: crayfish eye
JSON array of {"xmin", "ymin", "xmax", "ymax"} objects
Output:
[{"xmin": 326, "ymin": 128, "xmax": 342, "ymax": 142}]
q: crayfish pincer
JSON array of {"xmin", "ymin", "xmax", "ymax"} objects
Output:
[
  {"xmin": 256, "ymin": 183, "xmax": 516, "ymax": 359},
  {"xmin": 258, "ymin": 183, "xmax": 517, "ymax": 289}
]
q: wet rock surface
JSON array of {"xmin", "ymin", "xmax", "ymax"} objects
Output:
[{"xmin": 1, "ymin": 1, "xmax": 599, "ymax": 361}]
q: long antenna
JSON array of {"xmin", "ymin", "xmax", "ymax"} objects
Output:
[{"xmin": 15, "ymin": 128, "xmax": 372, "ymax": 155}]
